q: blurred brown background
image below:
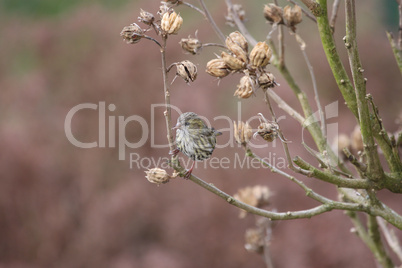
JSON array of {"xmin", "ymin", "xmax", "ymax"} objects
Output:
[{"xmin": 0, "ymin": 0, "xmax": 401, "ymax": 267}]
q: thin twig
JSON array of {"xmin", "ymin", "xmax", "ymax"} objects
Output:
[
  {"xmin": 160, "ymin": 35, "xmax": 176, "ymax": 154},
  {"xmin": 264, "ymin": 90, "xmax": 278, "ymax": 123},
  {"xmin": 267, "ymin": 89, "xmax": 305, "ymax": 124},
  {"xmin": 293, "ymin": 32, "xmax": 327, "ymax": 142},
  {"xmin": 343, "ymin": 147, "xmax": 367, "ymax": 172},
  {"xmin": 367, "ymin": 216, "xmax": 394, "ymax": 268},
  {"xmin": 202, "ymin": 43, "xmax": 228, "ymax": 49},
  {"xmin": 378, "ymin": 217, "xmax": 402, "ymax": 263},
  {"xmin": 181, "ymin": 1, "xmax": 205, "ymax": 16},
  {"xmin": 198, "ymin": 0, "xmax": 226, "ymax": 42},
  {"xmin": 329, "ymin": 0, "xmax": 341, "ymax": 33},
  {"xmin": 143, "ymin": 35, "xmax": 162, "ymax": 48},
  {"xmin": 225, "ymin": 0, "xmax": 257, "ymax": 46}
]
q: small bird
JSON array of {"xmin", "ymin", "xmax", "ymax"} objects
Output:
[{"xmin": 172, "ymin": 112, "xmax": 221, "ymax": 178}]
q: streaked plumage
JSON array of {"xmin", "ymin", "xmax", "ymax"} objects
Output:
[{"xmin": 173, "ymin": 112, "xmax": 221, "ymax": 178}]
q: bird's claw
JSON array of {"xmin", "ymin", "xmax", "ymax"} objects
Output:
[
  {"xmin": 184, "ymin": 170, "xmax": 192, "ymax": 179},
  {"xmin": 169, "ymin": 148, "xmax": 180, "ymax": 157}
]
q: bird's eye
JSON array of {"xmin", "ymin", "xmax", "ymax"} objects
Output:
[{"xmin": 184, "ymin": 122, "xmax": 190, "ymax": 126}]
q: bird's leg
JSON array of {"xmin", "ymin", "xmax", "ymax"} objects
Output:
[
  {"xmin": 184, "ymin": 161, "xmax": 195, "ymax": 179},
  {"xmin": 169, "ymin": 148, "xmax": 180, "ymax": 157}
]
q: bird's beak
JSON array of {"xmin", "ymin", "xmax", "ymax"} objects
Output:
[{"xmin": 172, "ymin": 122, "xmax": 181, "ymax": 130}]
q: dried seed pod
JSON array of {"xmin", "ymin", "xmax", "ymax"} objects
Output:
[
  {"xmin": 226, "ymin": 31, "xmax": 248, "ymax": 63},
  {"xmin": 161, "ymin": 11, "xmax": 183, "ymax": 34},
  {"xmin": 138, "ymin": 9, "xmax": 155, "ymax": 25},
  {"xmin": 179, "ymin": 36, "xmax": 202, "ymax": 55},
  {"xmin": 158, "ymin": 4, "xmax": 170, "ymax": 17},
  {"xmin": 244, "ymin": 228, "xmax": 265, "ymax": 253},
  {"xmin": 283, "ymin": 5, "xmax": 302, "ymax": 29},
  {"xmin": 206, "ymin": 58, "xmax": 230, "ymax": 78},
  {"xmin": 234, "ymin": 75, "xmax": 256, "ymax": 99},
  {"xmin": 176, "ymin": 60, "xmax": 197, "ymax": 83},
  {"xmin": 225, "ymin": 4, "xmax": 246, "ymax": 27},
  {"xmin": 233, "ymin": 121, "xmax": 253, "ymax": 146},
  {"xmin": 120, "ymin": 23, "xmax": 144, "ymax": 44},
  {"xmin": 249, "ymin": 42, "xmax": 272, "ymax": 68},
  {"xmin": 234, "ymin": 185, "xmax": 271, "ymax": 218},
  {"xmin": 145, "ymin": 168, "xmax": 171, "ymax": 185},
  {"xmin": 255, "ymin": 121, "xmax": 278, "ymax": 142},
  {"xmin": 351, "ymin": 125, "xmax": 364, "ymax": 153},
  {"xmin": 264, "ymin": 4, "xmax": 284, "ymax": 24},
  {"xmin": 221, "ymin": 51, "xmax": 246, "ymax": 71},
  {"xmin": 332, "ymin": 134, "xmax": 350, "ymax": 159},
  {"xmin": 336, "ymin": 134, "xmax": 351, "ymax": 151},
  {"xmin": 258, "ymin": 72, "xmax": 276, "ymax": 89}
]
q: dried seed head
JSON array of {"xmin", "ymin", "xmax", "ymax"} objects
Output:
[
  {"xmin": 225, "ymin": 4, "xmax": 246, "ymax": 27},
  {"xmin": 336, "ymin": 134, "xmax": 351, "ymax": 151},
  {"xmin": 332, "ymin": 134, "xmax": 350, "ymax": 158},
  {"xmin": 264, "ymin": 4, "xmax": 284, "ymax": 24},
  {"xmin": 244, "ymin": 228, "xmax": 265, "ymax": 253},
  {"xmin": 161, "ymin": 11, "xmax": 183, "ymax": 34},
  {"xmin": 145, "ymin": 168, "xmax": 171, "ymax": 185},
  {"xmin": 258, "ymin": 72, "xmax": 276, "ymax": 89},
  {"xmin": 206, "ymin": 58, "xmax": 231, "ymax": 78},
  {"xmin": 226, "ymin": 31, "xmax": 248, "ymax": 63},
  {"xmin": 176, "ymin": 60, "xmax": 197, "ymax": 83},
  {"xmin": 233, "ymin": 121, "xmax": 253, "ymax": 146},
  {"xmin": 157, "ymin": 3, "xmax": 170, "ymax": 17},
  {"xmin": 283, "ymin": 5, "xmax": 302, "ymax": 29},
  {"xmin": 234, "ymin": 75, "xmax": 256, "ymax": 99},
  {"xmin": 249, "ymin": 42, "xmax": 272, "ymax": 68},
  {"xmin": 255, "ymin": 121, "xmax": 278, "ymax": 142},
  {"xmin": 351, "ymin": 125, "xmax": 364, "ymax": 152},
  {"xmin": 138, "ymin": 9, "xmax": 155, "ymax": 25},
  {"xmin": 221, "ymin": 51, "xmax": 246, "ymax": 71},
  {"xmin": 179, "ymin": 36, "xmax": 202, "ymax": 55},
  {"xmin": 245, "ymin": 229, "xmax": 263, "ymax": 251},
  {"xmin": 120, "ymin": 23, "xmax": 144, "ymax": 44},
  {"xmin": 227, "ymin": 31, "xmax": 248, "ymax": 52},
  {"xmin": 234, "ymin": 185, "xmax": 271, "ymax": 218}
]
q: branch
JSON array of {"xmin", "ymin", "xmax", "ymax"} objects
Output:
[
  {"xmin": 267, "ymin": 89, "xmax": 305, "ymax": 124},
  {"xmin": 247, "ymin": 149, "xmax": 348, "ymax": 205},
  {"xmin": 329, "ymin": 0, "xmax": 341, "ymax": 33},
  {"xmin": 182, "ymin": 165, "xmax": 371, "ymax": 221},
  {"xmin": 293, "ymin": 32, "xmax": 327, "ymax": 141},
  {"xmin": 367, "ymin": 94, "xmax": 402, "ymax": 173},
  {"xmin": 300, "ymin": 0, "xmax": 323, "ymax": 17},
  {"xmin": 160, "ymin": 36, "xmax": 176, "ymax": 154},
  {"xmin": 316, "ymin": 0, "xmax": 358, "ymax": 118},
  {"xmin": 345, "ymin": 0, "xmax": 384, "ymax": 181},
  {"xmin": 340, "ymin": 188, "xmax": 402, "ymax": 229},
  {"xmin": 367, "ymin": 216, "xmax": 394, "ymax": 268},
  {"xmin": 293, "ymin": 156, "xmax": 371, "ymax": 189},
  {"xmin": 181, "ymin": 1, "xmax": 205, "ymax": 16},
  {"xmin": 378, "ymin": 217, "xmax": 402, "ymax": 263},
  {"xmin": 386, "ymin": 31, "xmax": 402, "ymax": 75},
  {"xmin": 197, "ymin": 0, "xmax": 226, "ymax": 42}
]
